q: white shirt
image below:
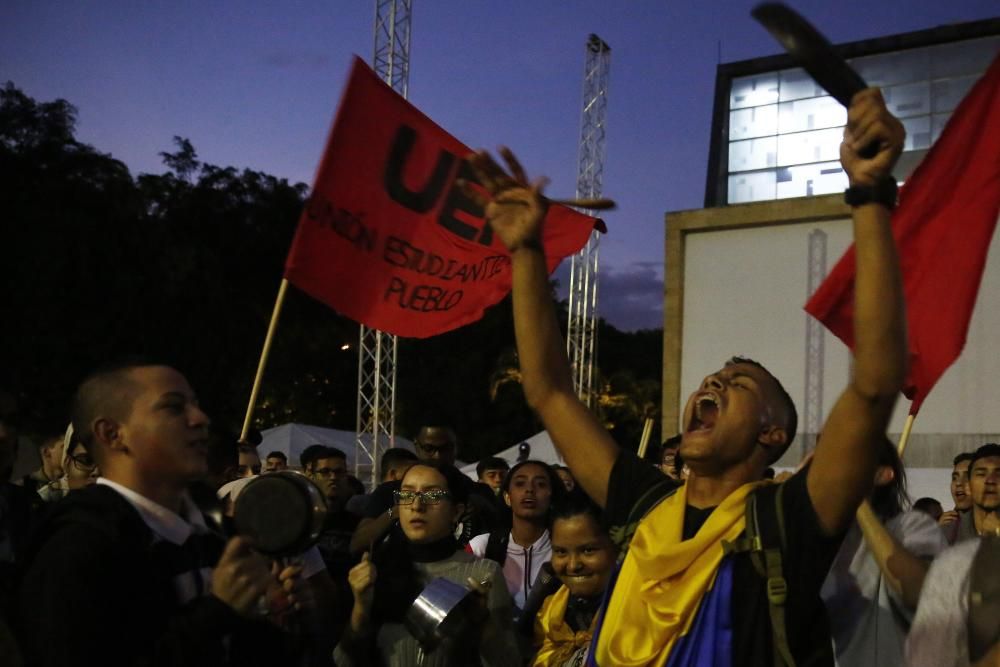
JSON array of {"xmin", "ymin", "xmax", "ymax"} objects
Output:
[
  {"xmin": 97, "ymin": 477, "xmax": 214, "ymax": 603},
  {"xmin": 822, "ymin": 509, "xmax": 947, "ymax": 667},
  {"xmin": 468, "ymin": 530, "xmax": 551, "ymax": 610},
  {"xmin": 904, "ymin": 538, "xmax": 981, "ymax": 667}
]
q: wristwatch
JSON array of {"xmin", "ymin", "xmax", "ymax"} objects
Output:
[{"xmin": 844, "ymin": 175, "xmax": 898, "ymax": 210}]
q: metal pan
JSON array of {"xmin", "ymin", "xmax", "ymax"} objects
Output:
[
  {"xmin": 752, "ymin": 2, "xmax": 877, "ymax": 157},
  {"xmin": 233, "ymin": 472, "xmax": 328, "ymax": 557}
]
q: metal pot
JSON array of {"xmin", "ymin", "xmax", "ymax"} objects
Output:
[
  {"xmin": 404, "ymin": 577, "xmax": 484, "ymax": 652},
  {"xmin": 233, "ymin": 471, "xmax": 328, "ymax": 557}
]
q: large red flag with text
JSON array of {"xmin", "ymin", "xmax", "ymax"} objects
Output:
[
  {"xmin": 806, "ymin": 55, "xmax": 1000, "ymax": 414},
  {"xmin": 284, "ymin": 57, "xmax": 604, "ymax": 338}
]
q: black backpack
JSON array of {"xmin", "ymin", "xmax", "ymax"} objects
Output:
[{"xmin": 614, "ymin": 480, "xmax": 797, "ymax": 667}]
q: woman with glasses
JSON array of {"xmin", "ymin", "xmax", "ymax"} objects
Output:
[
  {"xmin": 38, "ymin": 425, "xmax": 99, "ymax": 502},
  {"xmin": 335, "ymin": 462, "xmax": 520, "ymax": 666}
]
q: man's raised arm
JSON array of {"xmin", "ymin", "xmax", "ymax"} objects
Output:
[
  {"xmin": 469, "ymin": 149, "xmax": 619, "ymax": 506},
  {"xmin": 808, "ymin": 89, "xmax": 908, "ymax": 536}
]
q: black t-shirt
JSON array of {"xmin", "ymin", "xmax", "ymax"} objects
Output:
[{"xmin": 603, "ymin": 450, "xmax": 842, "ymax": 667}]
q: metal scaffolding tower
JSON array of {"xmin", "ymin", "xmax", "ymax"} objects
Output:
[
  {"xmin": 803, "ymin": 229, "xmax": 828, "ymax": 456},
  {"xmin": 356, "ymin": 0, "xmax": 411, "ymax": 486},
  {"xmin": 566, "ymin": 34, "xmax": 611, "ymax": 407}
]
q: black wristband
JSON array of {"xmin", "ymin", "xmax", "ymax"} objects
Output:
[
  {"xmin": 510, "ymin": 237, "xmax": 544, "ymax": 254},
  {"xmin": 844, "ymin": 175, "xmax": 898, "ymax": 211}
]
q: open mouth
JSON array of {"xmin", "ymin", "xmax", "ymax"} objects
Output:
[{"xmin": 688, "ymin": 394, "xmax": 720, "ymax": 432}]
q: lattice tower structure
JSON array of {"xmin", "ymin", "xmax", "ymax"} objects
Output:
[
  {"xmin": 356, "ymin": 0, "xmax": 411, "ymax": 487},
  {"xmin": 566, "ymin": 34, "xmax": 611, "ymax": 407},
  {"xmin": 803, "ymin": 229, "xmax": 828, "ymax": 457}
]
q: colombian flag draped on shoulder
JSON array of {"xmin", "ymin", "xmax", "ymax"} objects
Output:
[
  {"xmin": 284, "ymin": 57, "xmax": 604, "ymax": 338},
  {"xmin": 806, "ymin": 54, "xmax": 1000, "ymax": 414}
]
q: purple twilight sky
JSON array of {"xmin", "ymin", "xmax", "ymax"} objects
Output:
[{"xmin": 3, "ymin": 1, "xmax": 997, "ymax": 330}]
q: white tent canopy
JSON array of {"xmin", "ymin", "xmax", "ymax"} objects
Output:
[
  {"xmin": 460, "ymin": 430, "xmax": 564, "ymax": 480},
  {"xmin": 260, "ymin": 423, "xmax": 414, "ymax": 470}
]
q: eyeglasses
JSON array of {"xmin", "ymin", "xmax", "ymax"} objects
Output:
[
  {"xmin": 394, "ymin": 489, "xmax": 451, "ymax": 505},
  {"xmin": 68, "ymin": 451, "xmax": 97, "ymax": 471}
]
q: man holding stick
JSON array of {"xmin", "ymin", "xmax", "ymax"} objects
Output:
[{"xmin": 468, "ymin": 87, "xmax": 907, "ymax": 665}]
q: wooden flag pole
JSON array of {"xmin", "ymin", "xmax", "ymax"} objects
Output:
[
  {"xmin": 637, "ymin": 417, "xmax": 655, "ymax": 459},
  {"xmin": 241, "ymin": 278, "xmax": 290, "ymax": 442},
  {"xmin": 896, "ymin": 412, "xmax": 916, "ymax": 457}
]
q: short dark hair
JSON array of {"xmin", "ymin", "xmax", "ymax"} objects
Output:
[
  {"xmin": 265, "ymin": 451, "xmax": 287, "ymax": 462},
  {"xmin": 913, "ymin": 497, "xmax": 943, "ymax": 515},
  {"xmin": 70, "ymin": 359, "xmax": 170, "ymax": 453},
  {"xmin": 314, "ymin": 446, "xmax": 347, "ymax": 463},
  {"xmin": 953, "ymin": 451, "xmax": 975, "ymax": 467},
  {"xmin": 549, "ymin": 488, "xmax": 604, "ymax": 529},
  {"xmin": 661, "ymin": 434, "xmax": 682, "ymax": 451},
  {"xmin": 969, "ymin": 443, "xmax": 1000, "ymax": 474},
  {"xmin": 476, "ymin": 456, "xmax": 510, "ymax": 478},
  {"xmin": 726, "ymin": 356, "xmax": 798, "ymax": 463},
  {"xmin": 299, "ymin": 444, "xmax": 327, "ymax": 469},
  {"xmin": 380, "ymin": 447, "xmax": 418, "ymax": 472}
]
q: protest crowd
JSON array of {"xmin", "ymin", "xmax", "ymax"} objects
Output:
[{"xmin": 3, "ymin": 53, "xmax": 1000, "ymax": 667}]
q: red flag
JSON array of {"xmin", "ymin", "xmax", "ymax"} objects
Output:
[
  {"xmin": 284, "ymin": 57, "xmax": 604, "ymax": 338},
  {"xmin": 805, "ymin": 55, "xmax": 1000, "ymax": 414}
]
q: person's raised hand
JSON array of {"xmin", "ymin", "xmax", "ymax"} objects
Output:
[
  {"xmin": 464, "ymin": 147, "xmax": 550, "ymax": 254},
  {"xmin": 841, "ymin": 88, "xmax": 905, "ymax": 187},
  {"xmin": 938, "ymin": 509, "xmax": 960, "ymax": 527},
  {"xmin": 211, "ymin": 536, "xmax": 275, "ymax": 617},
  {"xmin": 348, "ymin": 552, "xmax": 377, "ymax": 614}
]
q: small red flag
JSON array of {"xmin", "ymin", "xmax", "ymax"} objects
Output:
[
  {"xmin": 805, "ymin": 55, "xmax": 1000, "ymax": 414},
  {"xmin": 284, "ymin": 57, "xmax": 604, "ymax": 338}
]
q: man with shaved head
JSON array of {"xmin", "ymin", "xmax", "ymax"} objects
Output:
[
  {"xmin": 472, "ymin": 88, "xmax": 908, "ymax": 665},
  {"xmin": 17, "ymin": 361, "xmax": 288, "ymax": 666}
]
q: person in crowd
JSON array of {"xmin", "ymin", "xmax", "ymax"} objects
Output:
[
  {"xmin": 235, "ymin": 443, "xmax": 261, "ymax": 478},
  {"xmin": 940, "ymin": 451, "xmax": 976, "ymax": 543},
  {"xmin": 299, "ymin": 443, "xmax": 328, "ymax": 472},
  {"xmin": 468, "ymin": 86, "xmax": 907, "ymax": 665},
  {"xmin": 968, "ymin": 443, "xmax": 1000, "ymax": 536},
  {"xmin": 336, "ymin": 462, "xmax": 518, "ymax": 666},
  {"xmin": 263, "ymin": 450, "xmax": 288, "ymax": 472},
  {"xmin": 17, "ymin": 430, "xmax": 64, "ymax": 497},
  {"xmin": 658, "ymin": 434, "xmax": 682, "ymax": 481},
  {"xmin": 58, "ymin": 430, "xmax": 100, "ymax": 493},
  {"xmin": 215, "ymin": 469, "xmax": 342, "ymax": 665},
  {"xmin": 0, "ymin": 414, "xmax": 37, "ymax": 619},
  {"xmin": 16, "ymin": 361, "xmax": 294, "ymax": 666},
  {"xmin": 303, "ymin": 446, "xmax": 359, "ymax": 577},
  {"xmin": 468, "ymin": 460, "xmax": 565, "ymax": 617},
  {"xmin": 532, "ymin": 491, "xmax": 615, "ymax": 667},
  {"xmin": 346, "ymin": 447, "xmax": 418, "ymax": 516},
  {"xmin": 478, "ymin": 456, "xmax": 510, "ymax": 495},
  {"xmin": 904, "ymin": 513, "xmax": 1000, "ymax": 667},
  {"xmin": 821, "ymin": 436, "xmax": 948, "ymax": 665},
  {"xmin": 552, "ymin": 465, "xmax": 575, "ymax": 492},
  {"xmin": 351, "ymin": 425, "xmax": 500, "ymax": 553},
  {"xmin": 913, "ymin": 497, "xmax": 943, "ymax": 522}
]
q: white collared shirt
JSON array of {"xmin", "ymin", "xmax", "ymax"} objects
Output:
[{"xmin": 97, "ymin": 477, "xmax": 214, "ymax": 603}]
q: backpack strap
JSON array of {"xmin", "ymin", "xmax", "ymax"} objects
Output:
[
  {"xmin": 484, "ymin": 527, "xmax": 510, "ymax": 566},
  {"xmin": 968, "ymin": 534, "xmax": 1000, "ymax": 662},
  {"xmin": 609, "ymin": 479, "xmax": 679, "ymax": 563},
  {"xmin": 722, "ymin": 483, "xmax": 795, "ymax": 667}
]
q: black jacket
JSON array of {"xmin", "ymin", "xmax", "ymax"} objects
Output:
[{"xmin": 16, "ymin": 484, "xmax": 286, "ymax": 667}]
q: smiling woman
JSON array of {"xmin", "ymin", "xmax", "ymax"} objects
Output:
[{"xmin": 532, "ymin": 491, "xmax": 614, "ymax": 667}]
